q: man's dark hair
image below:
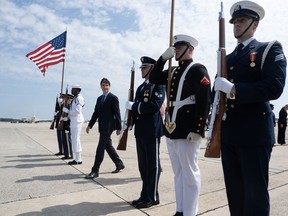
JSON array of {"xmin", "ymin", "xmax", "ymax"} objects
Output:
[{"xmin": 100, "ymin": 78, "xmax": 111, "ymax": 86}]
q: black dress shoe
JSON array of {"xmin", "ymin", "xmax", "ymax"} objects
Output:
[
  {"xmin": 131, "ymin": 197, "xmax": 145, "ymax": 206},
  {"xmin": 61, "ymin": 156, "xmax": 73, "ymax": 160},
  {"xmin": 136, "ymin": 200, "xmax": 159, "ymax": 209},
  {"xmin": 68, "ymin": 160, "xmax": 82, "ymax": 165},
  {"xmin": 85, "ymin": 172, "xmax": 99, "ymax": 179},
  {"xmin": 112, "ymin": 164, "xmax": 125, "ymax": 173},
  {"xmin": 55, "ymin": 152, "xmax": 64, "ymax": 156},
  {"xmin": 173, "ymin": 212, "xmax": 183, "ymax": 216}
]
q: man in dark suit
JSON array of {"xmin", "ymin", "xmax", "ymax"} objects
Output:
[
  {"xmin": 85, "ymin": 78, "xmax": 125, "ymax": 179},
  {"xmin": 214, "ymin": 1, "xmax": 286, "ymax": 215},
  {"xmin": 126, "ymin": 56, "xmax": 165, "ymax": 209}
]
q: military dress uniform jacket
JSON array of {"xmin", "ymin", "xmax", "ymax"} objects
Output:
[
  {"xmin": 132, "ymin": 82, "xmax": 165, "ymax": 138},
  {"xmin": 60, "ymin": 103, "xmax": 71, "ymax": 131},
  {"xmin": 88, "ymin": 92, "xmax": 122, "ymax": 134},
  {"xmin": 150, "ymin": 58, "xmax": 211, "ymax": 139},
  {"xmin": 222, "ymin": 39, "xmax": 286, "ymax": 146},
  {"xmin": 68, "ymin": 94, "xmax": 85, "ymax": 125}
]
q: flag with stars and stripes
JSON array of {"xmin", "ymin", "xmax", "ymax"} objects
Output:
[{"xmin": 26, "ymin": 31, "xmax": 66, "ymax": 76}]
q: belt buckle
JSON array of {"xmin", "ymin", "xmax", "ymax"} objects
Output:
[{"xmin": 165, "ymin": 121, "xmax": 176, "ymax": 134}]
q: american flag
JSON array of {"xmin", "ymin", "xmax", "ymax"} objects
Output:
[{"xmin": 26, "ymin": 31, "xmax": 66, "ymax": 76}]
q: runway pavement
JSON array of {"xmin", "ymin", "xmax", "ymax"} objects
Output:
[{"xmin": 0, "ymin": 122, "xmax": 287, "ymax": 216}]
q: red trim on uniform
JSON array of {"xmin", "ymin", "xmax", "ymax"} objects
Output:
[{"xmin": 200, "ymin": 76, "xmax": 210, "ymax": 85}]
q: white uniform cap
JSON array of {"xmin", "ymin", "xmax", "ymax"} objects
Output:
[
  {"xmin": 71, "ymin": 84, "xmax": 81, "ymax": 89},
  {"xmin": 230, "ymin": 1, "xmax": 265, "ymax": 23},
  {"xmin": 173, "ymin": 34, "xmax": 198, "ymax": 48}
]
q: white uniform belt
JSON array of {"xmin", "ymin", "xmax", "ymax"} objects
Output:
[{"xmin": 169, "ymin": 95, "xmax": 195, "ymax": 107}]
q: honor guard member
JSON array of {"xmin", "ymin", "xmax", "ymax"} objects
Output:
[
  {"xmin": 277, "ymin": 104, "xmax": 288, "ymax": 145},
  {"xmin": 126, "ymin": 56, "xmax": 165, "ymax": 209},
  {"xmin": 150, "ymin": 35, "xmax": 211, "ymax": 216},
  {"xmin": 214, "ymin": 1, "xmax": 286, "ymax": 215},
  {"xmin": 62, "ymin": 84, "xmax": 85, "ymax": 165},
  {"xmin": 54, "ymin": 95, "xmax": 64, "ymax": 156},
  {"xmin": 59, "ymin": 93, "xmax": 74, "ymax": 160}
]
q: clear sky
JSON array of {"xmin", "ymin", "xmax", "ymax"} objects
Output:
[{"xmin": 0, "ymin": 0, "xmax": 287, "ymax": 120}]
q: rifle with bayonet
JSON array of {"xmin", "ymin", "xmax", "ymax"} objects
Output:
[
  {"xmin": 204, "ymin": 2, "xmax": 227, "ymax": 158},
  {"xmin": 117, "ymin": 61, "xmax": 135, "ymax": 151}
]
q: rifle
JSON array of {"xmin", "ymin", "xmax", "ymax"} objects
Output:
[
  {"xmin": 204, "ymin": 2, "xmax": 227, "ymax": 158},
  {"xmin": 49, "ymin": 95, "xmax": 59, "ymax": 130},
  {"xmin": 117, "ymin": 61, "xmax": 135, "ymax": 150}
]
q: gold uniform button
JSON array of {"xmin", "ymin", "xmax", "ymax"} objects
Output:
[
  {"xmin": 230, "ymin": 66, "xmax": 234, "ymax": 70},
  {"xmin": 171, "ymin": 89, "xmax": 174, "ymax": 92},
  {"xmin": 230, "ymin": 104, "xmax": 235, "ymax": 108},
  {"xmin": 230, "ymin": 79, "xmax": 234, "ymax": 82},
  {"xmin": 170, "ymin": 95, "xmax": 173, "ymax": 98},
  {"xmin": 263, "ymin": 112, "xmax": 266, "ymax": 115}
]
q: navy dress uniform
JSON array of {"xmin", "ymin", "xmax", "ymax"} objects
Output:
[
  {"xmin": 214, "ymin": 1, "xmax": 287, "ymax": 215},
  {"xmin": 128, "ymin": 56, "xmax": 165, "ymax": 208},
  {"xmin": 63, "ymin": 84, "xmax": 85, "ymax": 165},
  {"xmin": 150, "ymin": 35, "xmax": 211, "ymax": 216}
]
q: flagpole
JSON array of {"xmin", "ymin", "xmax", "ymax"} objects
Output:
[
  {"xmin": 60, "ymin": 60, "xmax": 65, "ymax": 94},
  {"xmin": 166, "ymin": 0, "xmax": 175, "ymax": 108},
  {"xmin": 60, "ymin": 29, "xmax": 67, "ymax": 94}
]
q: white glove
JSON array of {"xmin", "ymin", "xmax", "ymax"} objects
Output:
[
  {"xmin": 214, "ymin": 77, "xmax": 234, "ymax": 94},
  {"xmin": 125, "ymin": 101, "xmax": 133, "ymax": 110},
  {"xmin": 161, "ymin": 47, "xmax": 175, "ymax": 60},
  {"xmin": 62, "ymin": 107, "xmax": 69, "ymax": 113},
  {"xmin": 187, "ymin": 132, "xmax": 201, "ymax": 143},
  {"xmin": 54, "ymin": 111, "xmax": 58, "ymax": 116}
]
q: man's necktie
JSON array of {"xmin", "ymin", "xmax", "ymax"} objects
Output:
[
  {"xmin": 141, "ymin": 82, "xmax": 147, "ymax": 91},
  {"xmin": 101, "ymin": 95, "xmax": 106, "ymax": 104},
  {"xmin": 235, "ymin": 43, "xmax": 244, "ymax": 57}
]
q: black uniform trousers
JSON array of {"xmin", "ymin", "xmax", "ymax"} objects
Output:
[
  {"xmin": 136, "ymin": 136, "xmax": 161, "ymax": 202},
  {"xmin": 91, "ymin": 131, "xmax": 123, "ymax": 173},
  {"xmin": 221, "ymin": 143, "xmax": 272, "ymax": 216},
  {"xmin": 277, "ymin": 122, "xmax": 287, "ymax": 144},
  {"xmin": 56, "ymin": 129, "xmax": 63, "ymax": 153},
  {"xmin": 62, "ymin": 130, "xmax": 73, "ymax": 158}
]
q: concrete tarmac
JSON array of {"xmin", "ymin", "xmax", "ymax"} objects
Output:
[{"xmin": 0, "ymin": 122, "xmax": 287, "ymax": 216}]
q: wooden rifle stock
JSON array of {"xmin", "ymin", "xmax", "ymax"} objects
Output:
[
  {"xmin": 49, "ymin": 96, "xmax": 59, "ymax": 130},
  {"xmin": 117, "ymin": 62, "xmax": 135, "ymax": 150},
  {"xmin": 204, "ymin": 2, "xmax": 227, "ymax": 158}
]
